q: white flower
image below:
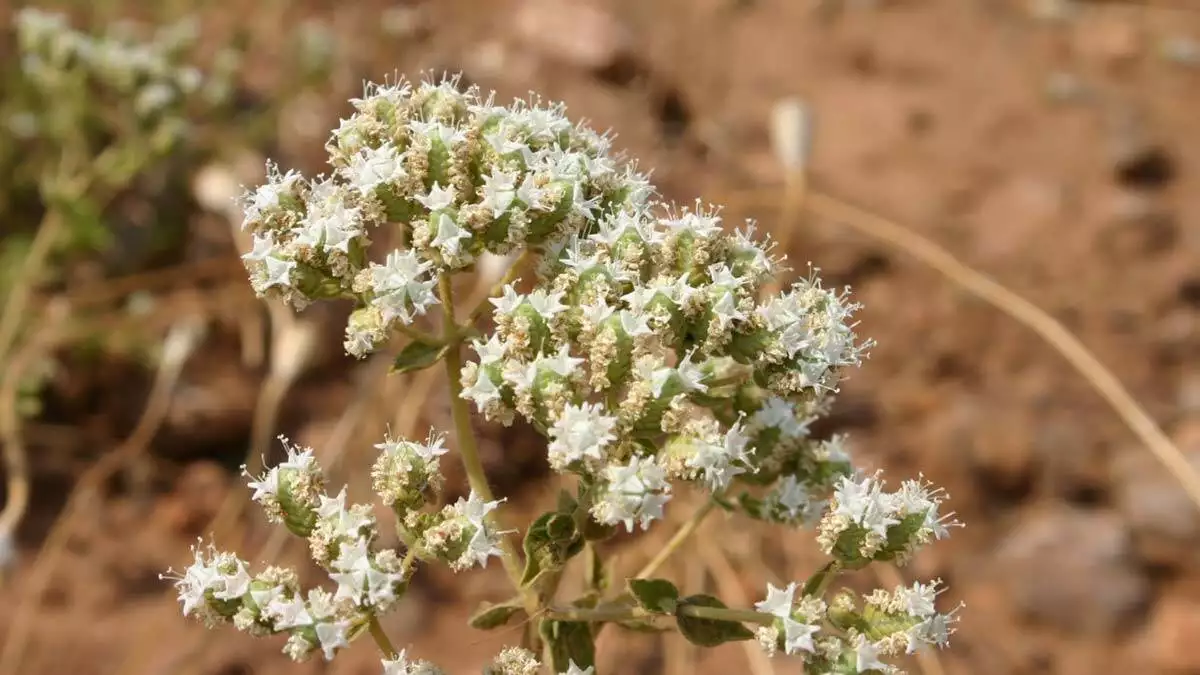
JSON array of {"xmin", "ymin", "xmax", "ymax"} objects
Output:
[
  {"xmin": 490, "ymin": 284, "xmax": 524, "ymax": 315},
  {"xmin": 896, "ymin": 580, "xmax": 940, "ymax": 619},
  {"xmin": 346, "ymin": 142, "xmax": 406, "ymax": 195},
  {"xmin": 471, "ymin": 335, "xmax": 507, "ymax": 364},
  {"xmin": 592, "ymin": 455, "xmax": 671, "ymax": 532},
  {"xmin": 665, "ymin": 208, "xmax": 721, "ymax": 237},
  {"xmin": 537, "ymin": 344, "xmax": 584, "ymax": 377},
  {"xmin": 526, "ymin": 288, "xmax": 568, "ymax": 319},
  {"xmin": 416, "ymin": 182, "xmax": 455, "ymax": 212},
  {"xmin": 710, "ymin": 292, "xmax": 745, "ymax": 331},
  {"xmin": 617, "ymin": 309, "xmax": 652, "ymax": 337},
  {"xmin": 314, "ymin": 619, "xmax": 351, "ymax": 660},
  {"xmin": 770, "ymin": 475, "xmax": 817, "ymax": 523},
  {"xmin": 651, "ymin": 351, "xmax": 707, "ymax": 398},
  {"xmin": 430, "ymin": 212, "xmax": 471, "ymax": 257},
  {"xmin": 547, "ymin": 402, "xmax": 617, "ymax": 470},
  {"xmin": 781, "ymin": 617, "xmax": 819, "ymax": 655},
  {"xmin": 383, "ymin": 651, "xmax": 414, "ymax": 675},
  {"xmin": 266, "ymin": 595, "xmax": 312, "ymax": 630},
  {"xmin": 262, "ymin": 256, "xmax": 296, "ymax": 289},
  {"xmin": 462, "ymin": 368, "xmax": 502, "ymax": 409},
  {"xmin": 164, "ymin": 544, "xmax": 220, "ymax": 616},
  {"xmin": 580, "ymin": 298, "xmax": 615, "ymax": 326},
  {"xmin": 212, "ymin": 559, "xmax": 251, "ymax": 600},
  {"xmin": 854, "ymin": 638, "xmax": 887, "ymax": 673},
  {"xmin": 242, "ymin": 234, "xmax": 276, "ymax": 261},
  {"xmin": 675, "ymin": 351, "xmax": 707, "ymax": 392},
  {"xmin": 368, "ymin": 250, "xmax": 439, "ymax": 323},
  {"xmin": 687, "ymin": 421, "xmax": 750, "ymax": 490},
  {"xmin": 246, "ymin": 466, "xmax": 280, "ymax": 503},
  {"xmin": 755, "ymin": 582, "xmax": 796, "ymax": 619},
  {"xmin": 480, "ymin": 168, "xmax": 517, "ymax": 216},
  {"xmin": 447, "ymin": 491, "xmax": 504, "ymax": 570},
  {"xmin": 317, "ymin": 488, "xmax": 374, "ymax": 539}
]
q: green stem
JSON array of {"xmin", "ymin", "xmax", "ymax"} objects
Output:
[
  {"xmin": 544, "ymin": 602, "xmax": 775, "ymax": 626},
  {"xmin": 635, "ymin": 498, "xmax": 717, "ymax": 579},
  {"xmin": 367, "ymin": 615, "xmax": 398, "ymax": 659},
  {"xmin": 437, "ymin": 274, "xmax": 539, "ymax": 621},
  {"xmin": 802, "ymin": 560, "xmax": 842, "ymax": 598}
]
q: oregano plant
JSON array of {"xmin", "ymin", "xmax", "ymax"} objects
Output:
[{"xmin": 163, "ymin": 74, "xmax": 962, "ymax": 675}]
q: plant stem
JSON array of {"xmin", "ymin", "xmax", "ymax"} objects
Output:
[
  {"xmin": 544, "ymin": 602, "xmax": 775, "ymax": 626},
  {"xmin": 801, "ymin": 560, "xmax": 842, "ymax": 598},
  {"xmin": 367, "ymin": 615, "xmax": 398, "ymax": 659},
  {"xmin": 437, "ymin": 274, "xmax": 533, "ymax": 603},
  {"xmin": 682, "ymin": 605, "xmax": 775, "ymax": 626},
  {"xmin": 635, "ymin": 498, "xmax": 717, "ymax": 579},
  {"xmin": 0, "ymin": 210, "xmax": 61, "ymax": 367}
]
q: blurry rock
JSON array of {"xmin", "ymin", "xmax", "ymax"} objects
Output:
[
  {"xmin": 1073, "ymin": 12, "xmax": 1142, "ymax": 67},
  {"xmin": 1099, "ymin": 188, "xmax": 1178, "ymax": 256},
  {"xmin": 1107, "ymin": 109, "xmax": 1175, "ymax": 191},
  {"xmin": 1144, "ymin": 596, "xmax": 1200, "ymax": 673},
  {"xmin": 994, "ymin": 506, "xmax": 1149, "ymax": 633},
  {"xmin": 1034, "ymin": 420, "xmax": 1107, "ymax": 501},
  {"xmin": 514, "ymin": 0, "xmax": 632, "ymax": 72},
  {"xmin": 960, "ymin": 398, "xmax": 1035, "ymax": 495},
  {"xmin": 1113, "ymin": 420, "xmax": 1200, "ymax": 569}
]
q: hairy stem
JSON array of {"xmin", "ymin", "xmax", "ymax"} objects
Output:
[
  {"xmin": 545, "ymin": 602, "xmax": 775, "ymax": 626},
  {"xmin": 367, "ymin": 615, "xmax": 398, "ymax": 659},
  {"xmin": 438, "ymin": 274, "xmax": 538, "ymax": 620},
  {"xmin": 635, "ymin": 498, "xmax": 717, "ymax": 579}
]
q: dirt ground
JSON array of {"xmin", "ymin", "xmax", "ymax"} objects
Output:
[{"xmin": 2, "ymin": 0, "xmax": 1200, "ymax": 673}]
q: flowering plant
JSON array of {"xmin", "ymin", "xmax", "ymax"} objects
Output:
[{"xmin": 166, "ymin": 74, "xmax": 961, "ymax": 675}]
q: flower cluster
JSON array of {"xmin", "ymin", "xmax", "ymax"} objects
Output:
[
  {"xmin": 175, "ymin": 72, "xmax": 964, "ymax": 675},
  {"xmin": 459, "ymin": 204, "xmax": 869, "ymax": 532},
  {"xmin": 15, "ymin": 8, "xmax": 206, "ymax": 119},
  {"xmin": 817, "ymin": 473, "xmax": 960, "ymax": 568},
  {"xmin": 754, "ymin": 579, "xmax": 961, "ymax": 673},
  {"xmin": 237, "ymin": 74, "xmax": 652, "ymax": 356},
  {"xmin": 163, "ymin": 540, "xmax": 371, "ymax": 661},
  {"xmin": 170, "ymin": 431, "xmax": 504, "ymax": 663},
  {"xmin": 481, "ymin": 648, "xmax": 593, "ymax": 675}
]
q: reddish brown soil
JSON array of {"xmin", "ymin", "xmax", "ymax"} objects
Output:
[{"xmin": 2, "ymin": 1, "xmax": 1199, "ymax": 674}]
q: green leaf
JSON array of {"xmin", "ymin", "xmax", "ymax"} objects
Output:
[
  {"xmin": 468, "ymin": 598, "xmax": 526, "ymax": 630},
  {"xmin": 521, "ymin": 510, "xmax": 584, "ymax": 589},
  {"xmin": 546, "ymin": 513, "xmax": 577, "ymax": 542},
  {"xmin": 801, "ymin": 561, "xmax": 840, "ymax": 597},
  {"xmin": 628, "ymin": 578, "xmax": 679, "ymax": 615},
  {"xmin": 391, "ymin": 339, "xmax": 447, "ymax": 374},
  {"xmin": 539, "ymin": 619, "xmax": 595, "ymax": 671},
  {"xmin": 675, "ymin": 595, "xmax": 755, "ymax": 647},
  {"xmin": 520, "ymin": 512, "xmax": 555, "ymax": 587}
]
